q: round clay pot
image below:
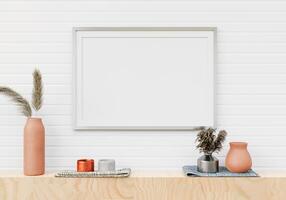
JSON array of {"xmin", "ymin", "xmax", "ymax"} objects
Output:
[
  {"xmin": 24, "ymin": 117, "xmax": 45, "ymax": 176},
  {"xmin": 225, "ymin": 142, "xmax": 252, "ymax": 173}
]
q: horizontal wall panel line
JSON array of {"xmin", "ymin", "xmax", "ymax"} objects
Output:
[
  {"xmin": 0, "ymin": 2, "xmax": 285, "ymax": 11},
  {"xmin": 1, "ymin": 156, "xmax": 286, "ymax": 160},
  {"xmin": 0, "ymin": 144, "xmax": 284, "ymax": 148},
  {"xmin": 0, "ymin": 22, "xmax": 286, "ymax": 24},
  {"xmin": 3, "ymin": 52, "xmax": 286, "ymax": 55},
  {"xmin": 1, "ymin": 31, "xmax": 286, "ymax": 34},
  {"xmin": 4, "ymin": 114, "xmax": 286, "ymax": 117},
  {"xmin": 2, "ymin": 11, "xmax": 286, "ymax": 14}
]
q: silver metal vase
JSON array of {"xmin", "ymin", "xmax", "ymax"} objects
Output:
[{"xmin": 197, "ymin": 154, "xmax": 219, "ymax": 173}]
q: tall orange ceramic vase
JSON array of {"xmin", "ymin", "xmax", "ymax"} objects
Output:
[
  {"xmin": 225, "ymin": 142, "xmax": 252, "ymax": 173},
  {"xmin": 24, "ymin": 117, "xmax": 45, "ymax": 176}
]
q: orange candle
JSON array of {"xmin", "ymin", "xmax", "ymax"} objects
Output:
[{"xmin": 77, "ymin": 159, "xmax": 94, "ymax": 172}]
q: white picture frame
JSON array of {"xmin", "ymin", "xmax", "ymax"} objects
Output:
[{"xmin": 73, "ymin": 27, "xmax": 216, "ymax": 130}]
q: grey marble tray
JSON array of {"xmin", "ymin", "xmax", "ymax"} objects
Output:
[{"xmin": 183, "ymin": 165, "xmax": 258, "ymax": 177}]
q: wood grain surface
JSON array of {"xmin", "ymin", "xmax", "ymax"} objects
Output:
[{"xmin": 0, "ymin": 170, "xmax": 286, "ymax": 200}]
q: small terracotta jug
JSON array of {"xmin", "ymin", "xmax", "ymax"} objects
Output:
[
  {"xmin": 24, "ymin": 117, "xmax": 45, "ymax": 176},
  {"xmin": 225, "ymin": 142, "xmax": 252, "ymax": 173}
]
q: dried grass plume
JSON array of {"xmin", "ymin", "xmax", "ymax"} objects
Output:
[
  {"xmin": 0, "ymin": 86, "xmax": 32, "ymax": 117},
  {"xmin": 196, "ymin": 128, "xmax": 227, "ymax": 155},
  {"xmin": 32, "ymin": 69, "xmax": 43, "ymax": 111}
]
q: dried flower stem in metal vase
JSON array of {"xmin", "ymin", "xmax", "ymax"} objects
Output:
[{"xmin": 196, "ymin": 128, "xmax": 227, "ymax": 155}]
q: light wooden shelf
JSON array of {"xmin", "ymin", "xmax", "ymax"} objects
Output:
[{"xmin": 0, "ymin": 170, "xmax": 286, "ymax": 200}]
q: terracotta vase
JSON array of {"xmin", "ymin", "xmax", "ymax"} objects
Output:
[
  {"xmin": 225, "ymin": 142, "xmax": 252, "ymax": 173},
  {"xmin": 24, "ymin": 117, "xmax": 45, "ymax": 176}
]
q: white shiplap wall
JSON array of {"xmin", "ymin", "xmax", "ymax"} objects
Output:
[{"xmin": 0, "ymin": 0, "xmax": 286, "ymax": 170}]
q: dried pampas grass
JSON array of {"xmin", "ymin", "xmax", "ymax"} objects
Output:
[
  {"xmin": 32, "ymin": 69, "xmax": 43, "ymax": 111},
  {"xmin": 0, "ymin": 86, "xmax": 32, "ymax": 117},
  {"xmin": 0, "ymin": 68, "xmax": 44, "ymax": 117}
]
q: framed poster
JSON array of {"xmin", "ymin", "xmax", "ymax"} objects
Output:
[{"xmin": 73, "ymin": 27, "xmax": 216, "ymax": 130}]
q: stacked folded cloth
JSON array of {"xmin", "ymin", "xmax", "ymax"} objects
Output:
[{"xmin": 55, "ymin": 168, "xmax": 131, "ymax": 178}]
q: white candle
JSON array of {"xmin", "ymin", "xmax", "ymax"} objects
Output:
[{"xmin": 98, "ymin": 159, "xmax": 115, "ymax": 171}]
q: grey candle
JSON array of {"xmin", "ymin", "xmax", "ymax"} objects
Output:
[{"xmin": 98, "ymin": 159, "xmax": 115, "ymax": 171}]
